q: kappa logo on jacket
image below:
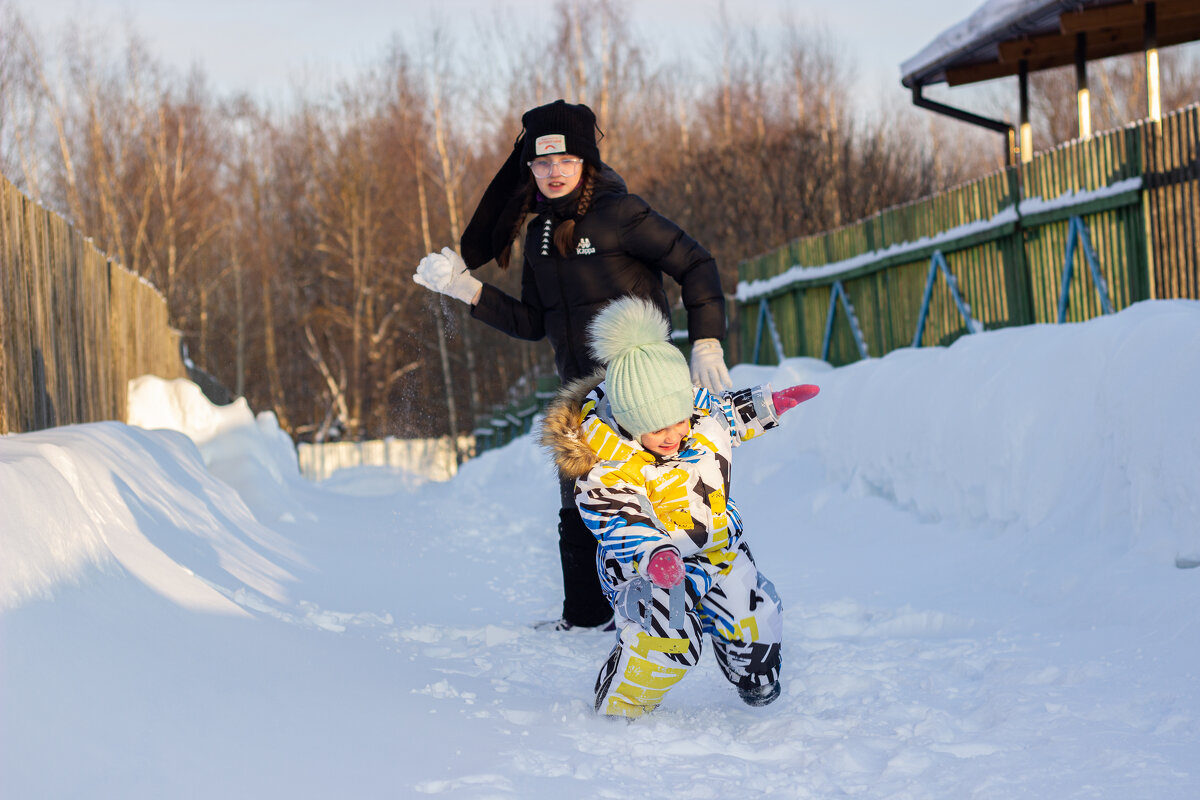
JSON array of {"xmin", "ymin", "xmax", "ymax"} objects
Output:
[{"xmin": 576, "ymin": 237, "xmax": 596, "ymax": 255}]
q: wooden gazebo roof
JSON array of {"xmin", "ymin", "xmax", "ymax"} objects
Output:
[
  {"xmin": 902, "ymin": 0, "xmax": 1200, "ymax": 89},
  {"xmin": 900, "ymin": 0, "xmax": 1200, "ymax": 164}
]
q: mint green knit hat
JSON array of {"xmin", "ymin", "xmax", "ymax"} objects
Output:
[{"xmin": 588, "ymin": 297, "xmax": 694, "ymax": 438}]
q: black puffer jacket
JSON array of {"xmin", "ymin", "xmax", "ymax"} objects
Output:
[{"xmin": 471, "ymin": 170, "xmax": 726, "ymax": 383}]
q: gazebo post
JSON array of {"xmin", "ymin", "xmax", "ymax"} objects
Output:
[
  {"xmin": 1145, "ymin": 2, "xmax": 1162, "ymax": 122},
  {"xmin": 1019, "ymin": 59, "xmax": 1033, "ymax": 163},
  {"xmin": 1075, "ymin": 33, "xmax": 1092, "ymax": 140}
]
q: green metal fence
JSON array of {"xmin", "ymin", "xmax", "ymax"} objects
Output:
[
  {"xmin": 471, "ymin": 373, "xmax": 561, "ymax": 454},
  {"xmin": 738, "ymin": 104, "xmax": 1200, "ymax": 366}
]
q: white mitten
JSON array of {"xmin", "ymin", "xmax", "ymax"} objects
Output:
[
  {"xmin": 689, "ymin": 338, "xmax": 732, "ymax": 392},
  {"xmin": 414, "ymin": 246, "xmax": 482, "ymax": 305}
]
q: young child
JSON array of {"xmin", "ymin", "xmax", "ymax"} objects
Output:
[{"xmin": 539, "ymin": 296, "xmax": 818, "ymax": 718}]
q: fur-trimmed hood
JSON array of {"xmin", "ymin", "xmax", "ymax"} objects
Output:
[{"xmin": 537, "ymin": 370, "xmax": 607, "ymax": 481}]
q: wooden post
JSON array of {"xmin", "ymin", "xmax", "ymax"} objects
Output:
[
  {"xmin": 0, "ymin": 180, "xmax": 7, "ymax": 435},
  {"xmin": 0, "ymin": 250, "xmax": 6, "ymax": 435},
  {"xmin": 1145, "ymin": 2, "xmax": 1162, "ymax": 122},
  {"xmin": 1075, "ymin": 33, "xmax": 1091, "ymax": 141},
  {"xmin": 1019, "ymin": 59, "xmax": 1033, "ymax": 163}
]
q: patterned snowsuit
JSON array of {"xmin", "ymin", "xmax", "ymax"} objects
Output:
[{"xmin": 540, "ymin": 375, "xmax": 785, "ymax": 718}]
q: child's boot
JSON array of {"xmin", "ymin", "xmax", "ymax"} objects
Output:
[{"xmin": 737, "ymin": 681, "xmax": 781, "ymax": 707}]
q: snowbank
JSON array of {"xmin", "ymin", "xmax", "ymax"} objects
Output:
[
  {"xmin": 0, "ymin": 422, "xmax": 300, "ymax": 613},
  {"xmin": 780, "ymin": 300, "xmax": 1200, "ymax": 562}
]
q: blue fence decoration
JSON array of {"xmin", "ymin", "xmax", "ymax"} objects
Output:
[
  {"xmin": 913, "ymin": 250, "xmax": 984, "ymax": 347},
  {"xmin": 751, "ymin": 297, "xmax": 788, "ymax": 365},
  {"xmin": 1057, "ymin": 215, "xmax": 1115, "ymax": 323},
  {"xmin": 822, "ymin": 281, "xmax": 870, "ymax": 362}
]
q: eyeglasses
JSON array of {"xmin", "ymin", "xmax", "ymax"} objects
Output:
[{"xmin": 527, "ymin": 157, "xmax": 583, "ymax": 179}]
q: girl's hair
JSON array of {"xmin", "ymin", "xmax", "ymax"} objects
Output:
[
  {"xmin": 496, "ymin": 182, "xmax": 537, "ymax": 271},
  {"xmin": 495, "ymin": 161, "xmax": 598, "ymax": 270}
]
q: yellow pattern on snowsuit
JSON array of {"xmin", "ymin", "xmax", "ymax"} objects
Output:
[
  {"xmin": 601, "ymin": 632, "xmax": 691, "ymax": 718},
  {"xmin": 646, "ymin": 468, "xmax": 692, "ymax": 531}
]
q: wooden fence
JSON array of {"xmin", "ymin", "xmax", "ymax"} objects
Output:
[
  {"xmin": 0, "ymin": 171, "xmax": 185, "ymax": 435},
  {"xmin": 738, "ymin": 104, "xmax": 1200, "ymax": 366}
]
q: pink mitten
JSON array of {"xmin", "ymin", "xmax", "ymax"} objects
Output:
[
  {"xmin": 771, "ymin": 384, "xmax": 819, "ymax": 414},
  {"xmin": 646, "ymin": 547, "xmax": 685, "ymax": 588}
]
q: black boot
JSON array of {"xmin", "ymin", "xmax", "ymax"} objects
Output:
[{"xmin": 737, "ymin": 681, "xmax": 781, "ymax": 707}]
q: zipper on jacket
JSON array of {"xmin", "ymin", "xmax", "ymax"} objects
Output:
[{"xmin": 545, "ymin": 214, "xmax": 586, "ymax": 379}]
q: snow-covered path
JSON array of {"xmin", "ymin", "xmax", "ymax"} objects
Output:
[{"xmin": 2, "ymin": 301, "xmax": 1198, "ymax": 798}]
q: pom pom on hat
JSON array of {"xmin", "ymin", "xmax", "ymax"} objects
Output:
[{"xmin": 588, "ymin": 297, "xmax": 695, "ymax": 438}]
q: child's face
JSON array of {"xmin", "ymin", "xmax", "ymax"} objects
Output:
[{"xmin": 639, "ymin": 420, "xmax": 691, "ymax": 457}]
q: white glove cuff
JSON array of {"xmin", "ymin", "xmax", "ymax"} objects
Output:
[{"xmin": 448, "ymin": 270, "xmax": 482, "ymax": 305}]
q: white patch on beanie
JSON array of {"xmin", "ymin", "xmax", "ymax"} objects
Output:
[{"xmin": 534, "ymin": 134, "xmax": 567, "ymax": 154}]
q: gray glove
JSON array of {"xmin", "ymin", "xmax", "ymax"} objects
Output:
[{"xmin": 414, "ymin": 246, "xmax": 482, "ymax": 305}]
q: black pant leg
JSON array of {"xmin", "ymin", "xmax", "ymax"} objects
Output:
[{"xmin": 557, "ymin": 480, "xmax": 613, "ymax": 627}]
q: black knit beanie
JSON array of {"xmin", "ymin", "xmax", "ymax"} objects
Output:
[
  {"xmin": 460, "ymin": 100, "xmax": 601, "ymax": 268},
  {"xmin": 519, "ymin": 100, "xmax": 601, "ymax": 165}
]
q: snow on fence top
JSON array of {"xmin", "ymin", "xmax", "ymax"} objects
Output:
[{"xmin": 735, "ymin": 177, "xmax": 1143, "ymax": 303}]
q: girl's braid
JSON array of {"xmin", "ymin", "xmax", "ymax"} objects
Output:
[{"xmin": 496, "ymin": 183, "xmax": 537, "ymax": 270}]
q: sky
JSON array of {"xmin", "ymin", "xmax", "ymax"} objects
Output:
[
  {"xmin": 2, "ymin": 298, "xmax": 1198, "ymax": 797},
  {"xmin": 16, "ymin": 0, "xmax": 976, "ymax": 108}
]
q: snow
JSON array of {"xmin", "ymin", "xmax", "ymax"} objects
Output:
[
  {"xmin": 3, "ymin": 299, "xmax": 1199, "ymax": 798},
  {"xmin": 1017, "ymin": 175, "xmax": 1143, "ymax": 217}
]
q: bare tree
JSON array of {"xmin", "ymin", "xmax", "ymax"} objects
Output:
[
  {"xmin": 0, "ymin": 4, "xmax": 48, "ymax": 192},
  {"xmin": 426, "ymin": 33, "xmax": 481, "ymax": 438}
]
